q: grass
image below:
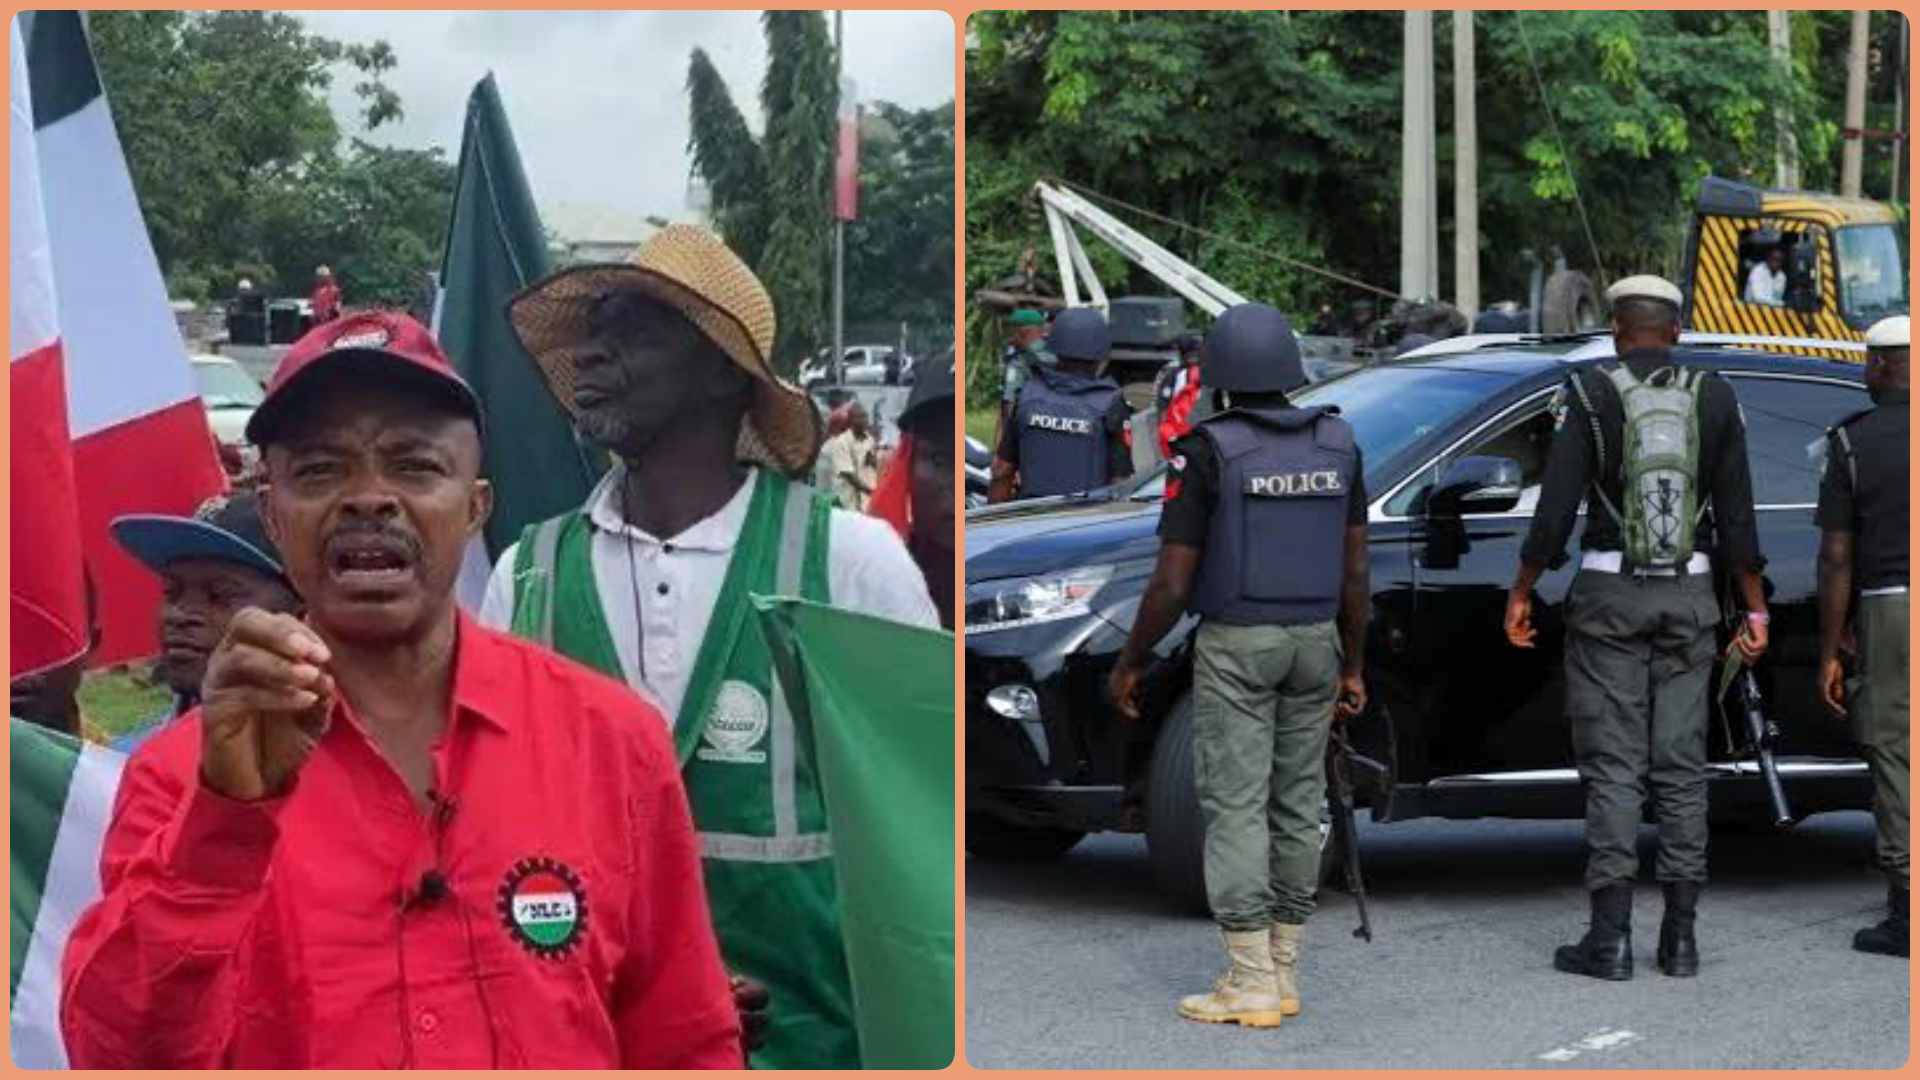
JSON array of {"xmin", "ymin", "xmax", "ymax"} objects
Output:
[
  {"xmin": 965, "ymin": 408, "xmax": 997, "ymax": 446},
  {"xmin": 78, "ymin": 667, "xmax": 171, "ymax": 738}
]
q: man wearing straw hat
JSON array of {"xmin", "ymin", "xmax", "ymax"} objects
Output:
[{"xmin": 481, "ymin": 224, "xmax": 937, "ymax": 1068}]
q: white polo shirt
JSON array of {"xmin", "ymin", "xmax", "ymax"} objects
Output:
[{"xmin": 478, "ymin": 467, "xmax": 938, "ymax": 725}]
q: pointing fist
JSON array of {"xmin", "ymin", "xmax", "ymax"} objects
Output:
[{"xmin": 200, "ymin": 609, "xmax": 336, "ymax": 801}]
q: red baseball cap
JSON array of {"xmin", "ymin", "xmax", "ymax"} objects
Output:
[{"xmin": 246, "ymin": 309, "xmax": 484, "ymax": 446}]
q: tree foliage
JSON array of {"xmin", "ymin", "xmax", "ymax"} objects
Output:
[
  {"xmin": 87, "ymin": 10, "xmax": 447, "ymax": 306},
  {"xmin": 687, "ymin": 48, "xmax": 769, "ymax": 263},
  {"xmin": 686, "ymin": 12, "xmax": 837, "ymax": 370},
  {"xmin": 965, "ymin": 10, "xmax": 1908, "ymax": 400},
  {"xmin": 845, "ymin": 101, "xmax": 956, "ymax": 339},
  {"xmin": 758, "ymin": 11, "xmax": 838, "ymax": 366}
]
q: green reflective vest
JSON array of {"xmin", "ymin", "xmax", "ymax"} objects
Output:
[{"xmin": 510, "ymin": 470, "xmax": 858, "ymax": 1069}]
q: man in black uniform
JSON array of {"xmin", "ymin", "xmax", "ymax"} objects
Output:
[
  {"xmin": 988, "ymin": 307, "xmax": 1131, "ymax": 503},
  {"xmin": 1817, "ymin": 314, "xmax": 1910, "ymax": 958},
  {"xmin": 1505, "ymin": 275, "xmax": 1768, "ymax": 981},
  {"xmin": 1109, "ymin": 302, "xmax": 1369, "ymax": 1028}
]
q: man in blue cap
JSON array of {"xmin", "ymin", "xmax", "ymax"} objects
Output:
[
  {"xmin": 1108, "ymin": 302, "xmax": 1370, "ymax": 1029},
  {"xmin": 988, "ymin": 307, "xmax": 1131, "ymax": 502},
  {"xmin": 109, "ymin": 491, "xmax": 302, "ymax": 751}
]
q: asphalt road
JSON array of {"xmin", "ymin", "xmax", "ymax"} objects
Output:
[{"xmin": 965, "ymin": 812, "xmax": 1910, "ymax": 1069}]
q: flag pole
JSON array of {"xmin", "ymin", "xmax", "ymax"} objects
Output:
[{"xmin": 832, "ymin": 9, "xmax": 846, "ymax": 384}]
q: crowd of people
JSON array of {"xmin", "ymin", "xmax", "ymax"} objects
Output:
[{"xmin": 17, "ymin": 225, "xmax": 955, "ymax": 1068}]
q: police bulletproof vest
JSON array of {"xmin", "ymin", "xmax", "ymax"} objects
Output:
[
  {"xmin": 1190, "ymin": 406, "xmax": 1356, "ymax": 626},
  {"xmin": 1015, "ymin": 368, "xmax": 1122, "ymax": 497}
]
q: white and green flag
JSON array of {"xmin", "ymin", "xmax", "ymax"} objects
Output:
[{"xmin": 10, "ymin": 718, "xmax": 124, "ymax": 1069}]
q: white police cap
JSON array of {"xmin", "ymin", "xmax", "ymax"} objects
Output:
[
  {"xmin": 1865, "ymin": 315, "xmax": 1909, "ymax": 350},
  {"xmin": 1605, "ymin": 274, "xmax": 1684, "ymax": 309}
]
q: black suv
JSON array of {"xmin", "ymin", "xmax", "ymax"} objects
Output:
[{"xmin": 965, "ymin": 338, "xmax": 1875, "ymax": 909}]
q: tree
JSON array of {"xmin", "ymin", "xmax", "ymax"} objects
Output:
[
  {"xmin": 685, "ymin": 12, "xmax": 838, "ymax": 371},
  {"xmin": 963, "ymin": 10, "xmax": 1904, "ymax": 407},
  {"xmin": 758, "ymin": 11, "xmax": 837, "ymax": 366},
  {"xmin": 845, "ymin": 102, "xmax": 955, "ymax": 339},
  {"xmin": 687, "ymin": 49, "xmax": 770, "ymax": 265},
  {"xmin": 86, "ymin": 10, "xmax": 441, "ymax": 304},
  {"xmin": 251, "ymin": 141, "xmax": 454, "ymax": 310}
]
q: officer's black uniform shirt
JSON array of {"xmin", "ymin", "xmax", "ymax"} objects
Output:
[
  {"xmin": 1160, "ymin": 404, "xmax": 1368, "ymax": 548},
  {"xmin": 1815, "ymin": 388, "xmax": 1909, "ymax": 590},
  {"xmin": 995, "ymin": 370, "xmax": 1135, "ymax": 483},
  {"xmin": 1520, "ymin": 348, "xmax": 1764, "ymax": 572}
]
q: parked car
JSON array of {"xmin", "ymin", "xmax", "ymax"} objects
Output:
[
  {"xmin": 965, "ymin": 335, "xmax": 1875, "ymax": 910},
  {"xmin": 801, "ymin": 345, "xmax": 912, "ymax": 388},
  {"xmin": 192, "ymin": 353, "xmax": 264, "ymax": 478}
]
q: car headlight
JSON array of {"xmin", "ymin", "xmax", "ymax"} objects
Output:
[{"xmin": 965, "ymin": 566, "xmax": 1113, "ymax": 634}]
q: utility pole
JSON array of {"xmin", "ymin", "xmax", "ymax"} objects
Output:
[
  {"xmin": 1842, "ymin": 9, "xmax": 1869, "ymax": 198},
  {"xmin": 832, "ymin": 9, "xmax": 846, "ymax": 383},
  {"xmin": 1895, "ymin": 16, "xmax": 1908, "ymax": 202},
  {"xmin": 1401, "ymin": 11, "xmax": 1437, "ymax": 302},
  {"xmin": 1768, "ymin": 10, "xmax": 1799, "ymax": 189},
  {"xmin": 1453, "ymin": 11, "xmax": 1478, "ymax": 319}
]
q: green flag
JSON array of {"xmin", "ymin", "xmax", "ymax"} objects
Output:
[
  {"xmin": 435, "ymin": 73, "xmax": 604, "ymax": 558},
  {"xmin": 11, "ymin": 719, "xmax": 125, "ymax": 1068},
  {"xmin": 752, "ymin": 598, "xmax": 955, "ymax": 1070}
]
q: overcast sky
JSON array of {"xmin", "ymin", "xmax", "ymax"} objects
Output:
[{"xmin": 295, "ymin": 10, "xmax": 954, "ymax": 230}]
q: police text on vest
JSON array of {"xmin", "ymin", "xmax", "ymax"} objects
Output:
[{"xmin": 1246, "ymin": 471, "xmax": 1343, "ymax": 497}]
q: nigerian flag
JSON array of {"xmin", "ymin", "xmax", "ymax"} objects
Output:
[
  {"xmin": 754, "ymin": 598, "xmax": 955, "ymax": 1070},
  {"xmin": 10, "ymin": 719, "xmax": 124, "ymax": 1068},
  {"xmin": 435, "ymin": 73, "xmax": 605, "ymax": 608}
]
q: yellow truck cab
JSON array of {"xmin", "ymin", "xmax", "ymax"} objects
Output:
[{"xmin": 1680, "ymin": 176, "xmax": 1908, "ymax": 360}]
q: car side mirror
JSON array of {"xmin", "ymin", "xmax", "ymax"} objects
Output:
[
  {"xmin": 1428, "ymin": 456, "xmax": 1523, "ymax": 518},
  {"xmin": 1785, "ymin": 244, "xmax": 1820, "ymax": 313}
]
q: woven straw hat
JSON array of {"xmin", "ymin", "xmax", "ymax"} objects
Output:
[{"xmin": 506, "ymin": 224, "xmax": 822, "ymax": 475}]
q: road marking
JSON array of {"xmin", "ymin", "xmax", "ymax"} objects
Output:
[{"xmin": 1537, "ymin": 1027, "xmax": 1643, "ymax": 1064}]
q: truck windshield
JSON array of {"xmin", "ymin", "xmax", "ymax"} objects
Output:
[{"xmin": 1835, "ymin": 224, "xmax": 1909, "ymax": 322}]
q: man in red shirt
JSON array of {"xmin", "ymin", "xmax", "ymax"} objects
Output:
[
  {"xmin": 1156, "ymin": 331, "xmax": 1205, "ymax": 462},
  {"xmin": 60, "ymin": 311, "xmax": 741, "ymax": 1069},
  {"xmin": 310, "ymin": 264, "xmax": 342, "ymax": 324}
]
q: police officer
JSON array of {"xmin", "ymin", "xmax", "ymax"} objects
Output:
[
  {"xmin": 1505, "ymin": 275, "xmax": 1768, "ymax": 981},
  {"xmin": 989, "ymin": 307, "xmax": 1131, "ymax": 502},
  {"xmin": 990, "ymin": 308, "xmax": 1053, "ymax": 455},
  {"xmin": 1109, "ymin": 303, "xmax": 1369, "ymax": 1028},
  {"xmin": 1816, "ymin": 314, "xmax": 1910, "ymax": 958}
]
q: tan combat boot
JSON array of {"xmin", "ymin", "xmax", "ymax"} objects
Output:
[
  {"xmin": 1176, "ymin": 929, "xmax": 1286, "ymax": 1028},
  {"xmin": 1270, "ymin": 922, "xmax": 1304, "ymax": 1016}
]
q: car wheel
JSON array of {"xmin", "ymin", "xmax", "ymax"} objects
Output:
[
  {"xmin": 1146, "ymin": 697, "xmax": 1209, "ymax": 913},
  {"xmin": 1147, "ymin": 695, "xmax": 1346, "ymax": 912},
  {"xmin": 1315, "ymin": 800, "xmax": 1343, "ymax": 891},
  {"xmin": 965, "ymin": 812, "xmax": 1085, "ymax": 860}
]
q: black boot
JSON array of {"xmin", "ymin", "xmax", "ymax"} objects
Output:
[
  {"xmin": 1852, "ymin": 885, "xmax": 1910, "ymax": 958},
  {"xmin": 1554, "ymin": 883, "xmax": 1634, "ymax": 980},
  {"xmin": 1656, "ymin": 881, "xmax": 1700, "ymax": 977}
]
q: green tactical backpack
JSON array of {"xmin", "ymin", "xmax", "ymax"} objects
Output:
[{"xmin": 1572, "ymin": 364, "xmax": 1709, "ymax": 570}]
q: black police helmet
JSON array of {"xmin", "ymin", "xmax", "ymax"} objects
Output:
[
  {"xmin": 1048, "ymin": 307, "xmax": 1112, "ymax": 363},
  {"xmin": 1201, "ymin": 302, "xmax": 1306, "ymax": 394}
]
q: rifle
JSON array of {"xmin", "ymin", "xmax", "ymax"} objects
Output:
[
  {"xmin": 1716, "ymin": 619, "xmax": 1793, "ymax": 829},
  {"xmin": 1325, "ymin": 716, "xmax": 1380, "ymax": 942}
]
